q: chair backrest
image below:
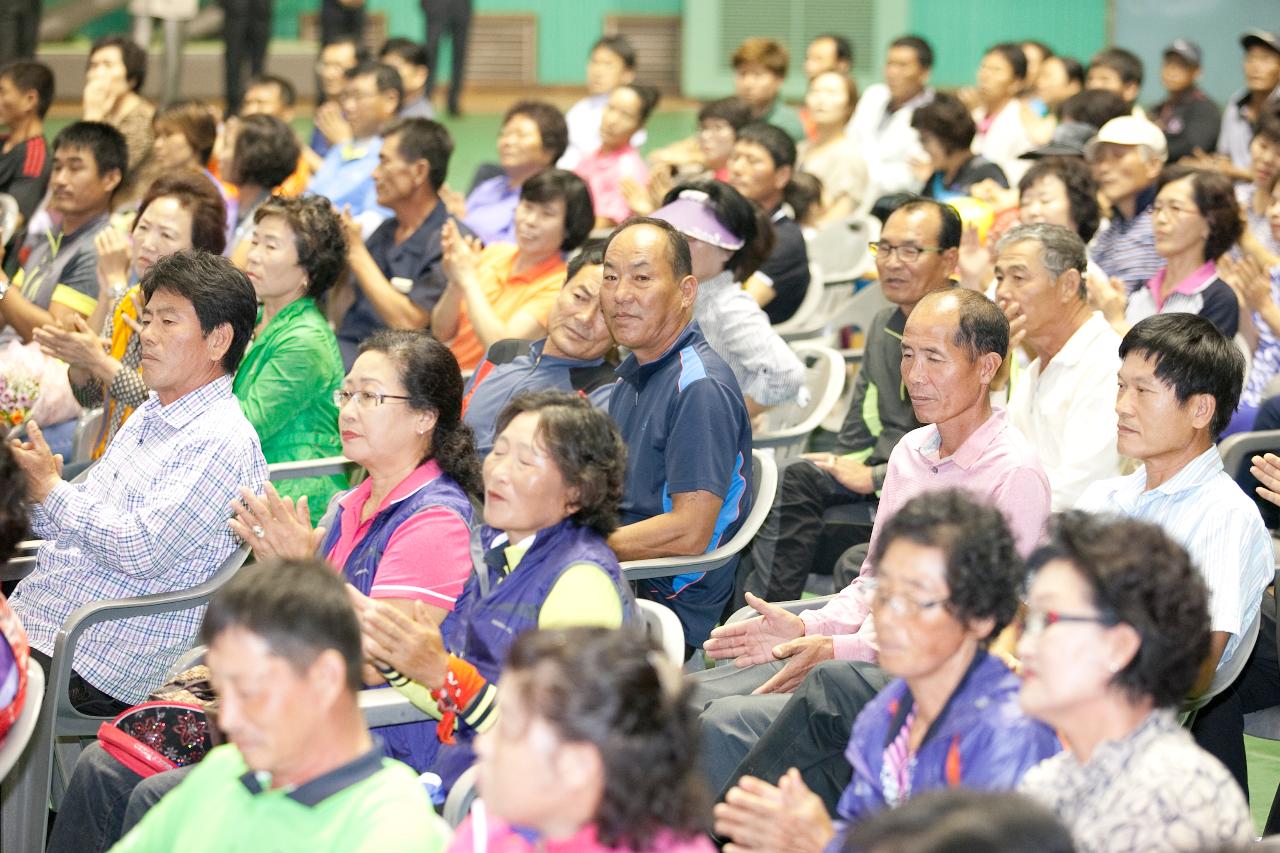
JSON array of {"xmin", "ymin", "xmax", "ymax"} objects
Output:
[
  {"xmin": 71, "ymin": 408, "xmax": 104, "ymax": 464},
  {"xmin": 830, "ymin": 282, "xmax": 892, "ymax": 348},
  {"xmin": 753, "ymin": 344, "xmax": 846, "ymax": 459},
  {"xmin": 803, "ymin": 214, "xmax": 875, "ymax": 285},
  {"xmin": 1218, "ymin": 430, "xmax": 1280, "ymax": 479},
  {"xmin": 268, "ymin": 456, "xmax": 353, "ymax": 482},
  {"xmin": 0, "ymin": 658, "xmax": 44, "ymax": 781},
  {"xmin": 442, "ymin": 765, "xmax": 480, "ymax": 828},
  {"xmin": 636, "ymin": 599, "xmax": 685, "ymax": 664},
  {"xmin": 622, "ymin": 450, "xmax": 778, "ymax": 581},
  {"xmin": 772, "ymin": 260, "xmax": 827, "ymax": 341},
  {"xmin": 1183, "ymin": 607, "xmax": 1262, "ymax": 719}
]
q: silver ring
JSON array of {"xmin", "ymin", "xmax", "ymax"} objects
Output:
[{"xmin": 252, "ymin": 524, "xmax": 265, "ymax": 539}]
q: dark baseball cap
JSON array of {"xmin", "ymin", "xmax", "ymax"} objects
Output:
[
  {"xmin": 1020, "ymin": 121, "xmax": 1098, "ymax": 159},
  {"xmin": 1163, "ymin": 39, "xmax": 1202, "ymax": 67},
  {"xmin": 1242, "ymin": 30, "xmax": 1280, "ymax": 56}
]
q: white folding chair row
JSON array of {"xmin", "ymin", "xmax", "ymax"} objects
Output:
[
  {"xmin": 772, "ymin": 260, "xmax": 828, "ymax": 343},
  {"xmin": 754, "ymin": 344, "xmax": 847, "ymax": 461}
]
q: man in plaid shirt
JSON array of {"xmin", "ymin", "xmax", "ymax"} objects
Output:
[{"xmin": 9, "ymin": 251, "xmax": 267, "ymax": 712}]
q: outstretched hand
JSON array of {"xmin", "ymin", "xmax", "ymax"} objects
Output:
[{"xmin": 703, "ymin": 592, "xmax": 806, "ymax": 666}]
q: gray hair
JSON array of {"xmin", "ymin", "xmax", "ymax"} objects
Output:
[{"xmin": 996, "ymin": 223, "xmax": 1088, "ymax": 299}]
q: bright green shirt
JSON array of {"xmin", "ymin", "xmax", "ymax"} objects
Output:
[
  {"xmin": 232, "ymin": 297, "xmax": 346, "ymax": 523},
  {"xmin": 110, "ymin": 743, "xmax": 449, "ymax": 853}
]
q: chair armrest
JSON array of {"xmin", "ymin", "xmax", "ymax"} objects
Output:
[
  {"xmin": 621, "ymin": 551, "xmax": 735, "ymax": 582},
  {"xmin": 725, "ymin": 594, "xmax": 838, "ymax": 624},
  {"xmin": 49, "ymin": 546, "xmax": 250, "ymax": 725}
]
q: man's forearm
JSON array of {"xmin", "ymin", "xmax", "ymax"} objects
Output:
[
  {"xmin": 608, "ymin": 512, "xmax": 715, "ymax": 562},
  {"xmin": 0, "ymin": 288, "xmax": 56, "ymax": 342},
  {"xmin": 349, "ymin": 245, "xmax": 430, "ymax": 330}
]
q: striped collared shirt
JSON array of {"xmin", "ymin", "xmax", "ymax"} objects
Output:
[
  {"xmin": 1075, "ymin": 445, "xmax": 1272, "ymax": 667},
  {"xmin": 12, "ymin": 375, "xmax": 267, "ymax": 703}
]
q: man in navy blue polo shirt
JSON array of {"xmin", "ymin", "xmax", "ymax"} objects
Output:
[
  {"xmin": 461, "ymin": 242, "xmax": 617, "ymax": 457},
  {"xmin": 337, "ymin": 117, "xmax": 469, "ymax": 367},
  {"xmin": 602, "ymin": 217, "xmax": 754, "ymax": 651}
]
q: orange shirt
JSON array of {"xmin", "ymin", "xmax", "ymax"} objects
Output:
[{"xmin": 448, "ymin": 243, "xmax": 566, "ymax": 370}]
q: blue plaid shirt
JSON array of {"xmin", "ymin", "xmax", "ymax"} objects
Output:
[{"xmin": 12, "ymin": 375, "xmax": 267, "ymax": 703}]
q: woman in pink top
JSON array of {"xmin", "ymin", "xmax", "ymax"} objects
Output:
[
  {"xmin": 232, "ymin": 329, "xmax": 479, "ymax": 619},
  {"xmin": 575, "ymin": 83, "xmax": 660, "ymax": 228},
  {"xmin": 451, "ymin": 626, "xmax": 714, "ymax": 853}
]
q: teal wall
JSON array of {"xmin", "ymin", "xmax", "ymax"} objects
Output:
[
  {"xmin": 906, "ymin": 0, "xmax": 1108, "ymax": 90},
  {"xmin": 267, "ymin": 0, "xmax": 680, "ymax": 85}
]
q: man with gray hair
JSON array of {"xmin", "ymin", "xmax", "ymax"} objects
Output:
[{"xmin": 995, "ymin": 222, "xmax": 1123, "ymax": 509}]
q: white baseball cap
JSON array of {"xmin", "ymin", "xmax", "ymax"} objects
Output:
[{"xmin": 1083, "ymin": 115, "xmax": 1168, "ymax": 163}]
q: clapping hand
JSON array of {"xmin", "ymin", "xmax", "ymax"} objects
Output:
[
  {"xmin": 229, "ymin": 482, "xmax": 325, "ymax": 560},
  {"xmin": 8, "ymin": 421, "xmax": 63, "ymax": 503},
  {"xmin": 353, "ymin": 591, "xmax": 449, "ymax": 688}
]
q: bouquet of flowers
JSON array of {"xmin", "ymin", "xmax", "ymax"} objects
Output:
[{"xmin": 0, "ymin": 369, "xmax": 39, "ymax": 430}]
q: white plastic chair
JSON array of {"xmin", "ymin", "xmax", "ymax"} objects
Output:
[
  {"xmin": 828, "ymin": 283, "xmax": 893, "ymax": 364},
  {"xmin": 621, "ymin": 450, "xmax": 778, "ymax": 583},
  {"xmin": 753, "ymin": 345, "xmax": 846, "ymax": 461},
  {"xmin": 636, "ymin": 599, "xmax": 686, "ymax": 665},
  {"xmin": 773, "ymin": 261, "xmax": 828, "ymax": 343},
  {"xmin": 0, "ymin": 545, "xmax": 253, "ymax": 852},
  {"xmin": 267, "ymin": 456, "xmax": 354, "ymax": 482},
  {"xmin": 0, "ymin": 658, "xmax": 44, "ymax": 781},
  {"xmin": 71, "ymin": 408, "xmax": 104, "ymax": 464},
  {"xmin": 803, "ymin": 214, "xmax": 875, "ymax": 286}
]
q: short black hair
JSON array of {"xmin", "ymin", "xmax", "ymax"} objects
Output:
[
  {"xmin": 382, "ymin": 116, "xmax": 454, "ymax": 191},
  {"xmin": 379, "ymin": 36, "xmax": 430, "ymax": 70},
  {"xmin": 0, "ymin": 444, "xmax": 28, "ymax": 564},
  {"xmin": 604, "ymin": 216, "xmax": 693, "ymax": 280},
  {"xmin": 735, "ymin": 122, "xmax": 796, "ymax": 169},
  {"xmin": 893, "ymin": 196, "xmax": 963, "ymax": 250},
  {"xmin": 1119, "ymin": 313, "xmax": 1244, "ymax": 438},
  {"xmin": 322, "ymin": 33, "xmax": 369, "ymax": 61},
  {"xmin": 200, "ymin": 558, "xmax": 364, "ymax": 692},
  {"xmin": 1155, "ymin": 165, "xmax": 1244, "ymax": 262},
  {"xmin": 593, "ymin": 35, "xmax": 637, "ymax": 70},
  {"xmin": 231, "ymin": 113, "xmax": 301, "ymax": 190},
  {"xmin": 869, "ymin": 489, "xmax": 1024, "ymax": 643},
  {"xmin": 504, "ymin": 100, "xmax": 569, "ymax": 164},
  {"xmin": 53, "ymin": 121, "xmax": 128, "ymax": 187},
  {"xmin": 0, "ymin": 60, "xmax": 54, "ymax": 118},
  {"xmin": 493, "ymin": 391, "xmax": 627, "ymax": 536},
  {"xmin": 697, "ymin": 96, "xmax": 753, "ymax": 131},
  {"xmin": 844, "ymin": 789, "xmax": 1075, "ymax": 853},
  {"xmin": 662, "ymin": 178, "xmax": 768, "ymax": 281},
  {"xmin": 245, "ymin": 73, "xmax": 297, "ymax": 108},
  {"xmin": 254, "ymin": 195, "xmax": 349, "ymax": 301},
  {"xmin": 987, "ymin": 42, "xmax": 1028, "ymax": 81},
  {"xmin": 567, "ymin": 239, "xmax": 606, "ymax": 282},
  {"xmin": 814, "ymin": 33, "xmax": 853, "ymax": 66},
  {"xmin": 1051, "ymin": 55, "xmax": 1086, "ymax": 87},
  {"xmin": 1019, "ymin": 155, "xmax": 1102, "ymax": 242},
  {"xmin": 346, "ymin": 61, "xmax": 404, "ymax": 113},
  {"xmin": 1059, "ymin": 89, "xmax": 1130, "ymax": 129},
  {"xmin": 520, "ymin": 168, "xmax": 594, "ymax": 252},
  {"xmin": 1254, "ymin": 105, "xmax": 1280, "ymax": 148},
  {"xmin": 1089, "ymin": 47, "xmax": 1144, "ymax": 86},
  {"xmin": 89, "ymin": 35, "xmax": 148, "ymax": 92},
  {"xmin": 505, "ymin": 627, "xmax": 707, "ymax": 850},
  {"xmin": 358, "ymin": 330, "xmax": 481, "ymax": 496},
  {"xmin": 891, "ymin": 35, "xmax": 934, "ymax": 69},
  {"xmin": 911, "ymin": 91, "xmax": 977, "ymax": 153},
  {"xmin": 140, "ymin": 250, "xmax": 258, "ymax": 373},
  {"xmin": 1028, "ymin": 512, "xmax": 1211, "ymax": 709},
  {"xmin": 619, "ymin": 83, "xmax": 661, "ymax": 125}
]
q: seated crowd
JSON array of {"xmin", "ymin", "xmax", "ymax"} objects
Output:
[{"xmin": 2, "ymin": 19, "xmax": 1280, "ymax": 853}]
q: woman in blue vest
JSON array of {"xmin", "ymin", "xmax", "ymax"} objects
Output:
[
  {"xmin": 353, "ymin": 389, "xmax": 634, "ymax": 796},
  {"xmin": 231, "ymin": 329, "xmax": 481, "ymax": 773}
]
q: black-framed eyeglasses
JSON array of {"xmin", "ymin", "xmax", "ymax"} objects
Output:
[
  {"xmin": 870, "ymin": 242, "xmax": 948, "ymax": 263},
  {"xmin": 1018, "ymin": 608, "xmax": 1118, "ymax": 640},
  {"xmin": 332, "ymin": 390, "xmax": 413, "ymax": 409}
]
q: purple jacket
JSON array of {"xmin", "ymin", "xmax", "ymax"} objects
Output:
[{"xmin": 829, "ymin": 651, "xmax": 1060, "ymax": 849}]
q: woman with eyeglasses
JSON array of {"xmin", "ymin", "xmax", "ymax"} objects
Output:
[
  {"xmin": 231, "ymin": 329, "xmax": 480, "ymax": 773},
  {"xmin": 1094, "ymin": 165, "xmax": 1243, "ymax": 338},
  {"xmin": 714, "ymin": 490, "xmax": 1059, "ymax": 853},
  {"xmin": 1016, "ymin": 511, "xmax": 1253, "ymax": 852}
]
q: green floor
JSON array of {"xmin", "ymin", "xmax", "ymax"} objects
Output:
[{"xmin": 1249, "ymin": 735, "xmax": 1280, "ymax": 834}]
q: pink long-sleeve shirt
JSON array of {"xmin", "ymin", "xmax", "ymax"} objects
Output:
[{"xmin": 799, "ymin": 408, "xmax": 1050, "ymax": 661}]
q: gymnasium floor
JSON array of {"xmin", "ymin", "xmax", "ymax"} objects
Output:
[{"xmin": 43, "ymin": 99, "xmax": 1280, "ymax": 836}]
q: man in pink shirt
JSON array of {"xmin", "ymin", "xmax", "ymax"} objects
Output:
[{"xmin": 691, "ymin": 286, "xmax": 1051, "ymax": 804}]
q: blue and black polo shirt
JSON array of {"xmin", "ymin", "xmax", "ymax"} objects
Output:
[{"xmin": 609, "ymin": 320, "xmax": 753, "ymax": 646}]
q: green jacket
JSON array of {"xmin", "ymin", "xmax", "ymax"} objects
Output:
[{"xmin": 233, "ymin": 297, "xmax": 345, "ymax": 522}]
